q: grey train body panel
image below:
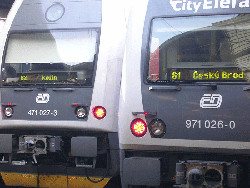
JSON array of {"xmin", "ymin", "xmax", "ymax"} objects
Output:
[
  {"xmin": 0, "ymin": 0, "xmax": 126, "ymax": 186},
  {"xmin": 119, "ymin": 0, "xmax": 250, "ymax": 152},
  {"xmin": 10, "ymin": 0, "xmax": 101, "ymax": 31},
  {"xmin": 0, "ymin": 0, "xmax": 125, "ymax": 132},
  {"xmin": 2, "ymin": 0, "xmax": 100, "ymax": 123},
  {"xmin": 1, "ymin": 87, "xmax": 93, "ymax": 121},
  {"xmin": 141, "ymin": 0, "xmax": 250, "ymax": 143}
]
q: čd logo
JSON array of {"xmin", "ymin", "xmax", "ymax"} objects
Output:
[{"xmin": 200, "ymin": 94, "xmax": 222, "ymax": 109}]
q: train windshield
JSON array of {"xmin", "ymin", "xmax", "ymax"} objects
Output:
[
  {"xmin": 2, "ymin": 29, "xmax": 98, "ymax": 86},
  {"xmin": 148, "ymin": 14, "xmax": 250, "ymax": 83}
]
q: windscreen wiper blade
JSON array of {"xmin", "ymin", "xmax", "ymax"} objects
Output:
[
  {"xmin": 194, "ymin": 83, "xmax": 217, "ymax": 90},
  {"xmin": 148, "ymin": 82, "xmax": 217, "ymax": 91},
  {"xmin": 149, "ymin": 85, "xmax": 181, "ymax": 91},
  {"xmin": 14, "ymin": 88, "xmax": 33, "ymax": 91},
  {"xmin": 3, "ymin": 82, "xmax": 22, "ymax": 87}
]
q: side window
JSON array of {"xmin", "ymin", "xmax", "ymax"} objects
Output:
[{"xmin": 148, "ymin": 14, "xmax": 250, "ymax": 83}]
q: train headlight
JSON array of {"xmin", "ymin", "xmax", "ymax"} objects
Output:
[
  {"xmin": 148, "ymin": 119, "xmax": 166, "ymax": 138},
  {"xmin": 4, "ymin": 106, "xmax": 13, "ymax": 118},
  {"xmin": 75, "ymin": 106, "xmax": 87, "ymax": 119},
  {"xmin": 92, "ymin": 106, "xmax": 106, "ymax": 119},
  {"xmin": 45, "ymin": 3, "xmax": 65, "ymax": 22},
  {"xmin": 130, "ymin": 118, "xmax": 147, "ymax": 137}
]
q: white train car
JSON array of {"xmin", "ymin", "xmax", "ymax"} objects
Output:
[
  {"xmin": 0, "ymin": 0, "xmax": 126, "ymax": 187},
  {"xmin": 119, "ymin": 0, "xmax": 250, "ymax": 187}
]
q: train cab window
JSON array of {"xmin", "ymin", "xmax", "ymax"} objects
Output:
[
  {"xmin": 148, "ymin": 14, "xmax": 250, "ymax": 83},
  {"xmin": 2, "ymin": 29, "xmax": 98, "ymax": 86}
]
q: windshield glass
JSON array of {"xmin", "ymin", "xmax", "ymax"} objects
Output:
[
  {"xmin": 2, "ymin": 29, "xmax": 98, "ymax": 86},
  {"xmin": 148, "ymin": 14, "xmax": 250, "ymax": 83}
]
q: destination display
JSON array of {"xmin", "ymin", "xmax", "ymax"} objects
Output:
[
  {"xmin": 170, "ymin": 69, "xmax": 245, "ymax": 81},
  {"xmin": 17, "ymin": 72, "xmax": 78, "ymax": 83}
]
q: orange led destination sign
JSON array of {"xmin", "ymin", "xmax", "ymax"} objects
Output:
[
  {"xmin": 171, "ymin": 70, "xmax": 245, "ymax": 80},
  {"xmin": 21, "ymin": 75, "xmax": 58, "ymax": 81}
]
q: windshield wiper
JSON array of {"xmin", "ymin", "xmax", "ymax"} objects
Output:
[
  {"xmin": 149, "ymin": 85, "xmax": 181, "ymax": 91},
  {"xmin": 36, "ymin": 85, "xmax": 47, "ymax": 91},
  {"xmin": 149, "ymin": 81, "xmax": 217, "ymax": 91},
  {"xmin": 14, "ymin": 88, "xmax": 33, "ymax": 91},
  {"xmin": 194, "ymin": 83, "xmax": 217, "ymax": 90},
  {"xmin": 176, "ymin": 80, "xmax": 217, "ymax": 90},
  {"xmin": 3, "ymin": 82, "xmax": 23, "ymax": 87}
]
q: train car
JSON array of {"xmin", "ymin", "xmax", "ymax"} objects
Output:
[
  {"xmin": 119, "ymin": 0, "xmax": 250, "ymax": 187},
  {"xmin": 0, "ymin": 0, "xmax": 126, "ymax": 187}
]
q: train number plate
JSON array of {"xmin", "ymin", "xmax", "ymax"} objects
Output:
[
  {"xmin": 186, "ymin": 120, "xmax": 236, "ymax": 129},
  {"xmin": 28, "ymin": 110, "xmax": 58, "ymax": 116}
]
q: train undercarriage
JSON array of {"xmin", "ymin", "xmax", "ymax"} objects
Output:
[{"xmin": 0, "ymin": 132, "xmax": 119, "ymax": 188}]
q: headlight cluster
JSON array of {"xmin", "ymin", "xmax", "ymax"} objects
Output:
[
  {"xmin": 148, "ymin": 119, "xmax": 166, "ymax": 138},
  {"xmin": 4, "ymin": 106, "xmax": 14, "ymax": 118},
  {"xmin": 75, "ymin": 106, "xmax": 87, "ymax": 119},
  {"xmin": 92, "ymin": 106, "xmax": 106, "ymax": 119},
  {"xmin": 74, "ymin": 105, "xmax": 106, "ymax": 120},
  {"xmin": 130, "ymin": 118, "xmax": 166, "ymax": 138},
  {"xmin": 45, "ymin": 3, "xmax": 65, "ymax": 22},
  {"xmin": 130, "ymin": 118, "xmax": 147, "ymax": 137}
]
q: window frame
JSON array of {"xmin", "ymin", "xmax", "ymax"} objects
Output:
[
  {"xmin": 1, "ymin": 28, "xmax": 101, "ymax": 88},
  {"xmin": 145, "ymin": 14, "xmax": 250, "ymax": 85}
]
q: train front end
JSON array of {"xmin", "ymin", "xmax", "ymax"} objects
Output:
[
  {"xmin": 119, "ymin": 0, "xmax": 250, "ymax": 187},
  {"xmin": 0, "ymin": 0, "xmax": 125, "ymax": 187}
]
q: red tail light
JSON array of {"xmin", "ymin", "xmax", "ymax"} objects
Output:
[
  {"xmin": 92, "ymin": 106, "xmax": 106, "ymax": 119},
  {"xmin": 130, "ymin": 118, "xmax": 147, "ymax": 137}
]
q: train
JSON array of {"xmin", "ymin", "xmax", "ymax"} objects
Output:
[
  {"xmin": 2, "ymin": 0, "xmax": 250, "ymax": 187},
  {"xmin": 119, "ymin": 0, "xmax": 250, "ymax": 187},
  {"xmin": 0, "ymin": 0, "xmax": 126, "ymax": 187}
]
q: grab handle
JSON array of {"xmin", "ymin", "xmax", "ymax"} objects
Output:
[{"xmin": 149, "ymin": 86, "xmax": 181, "ymax": 91}]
